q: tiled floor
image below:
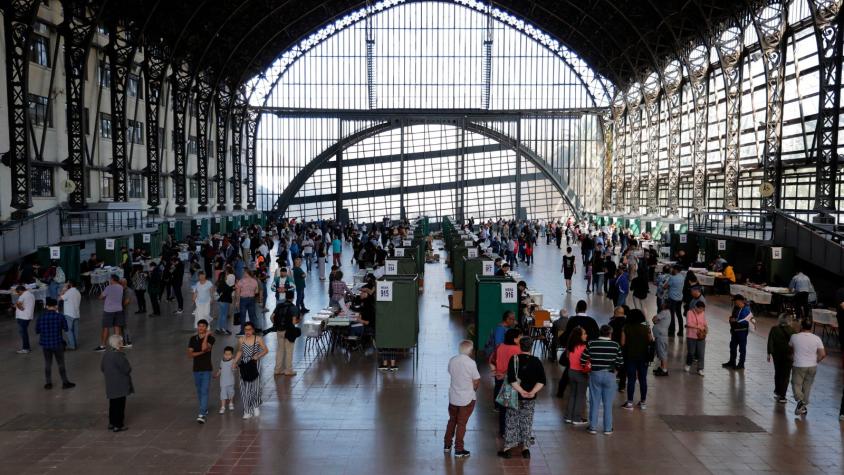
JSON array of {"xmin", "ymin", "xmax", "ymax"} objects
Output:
[{"xmin": 0, "ymin": 239, "xmax": 842, "ymax": 475}]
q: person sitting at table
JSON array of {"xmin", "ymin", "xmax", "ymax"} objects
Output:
[
  {"xmin": 789, "ymin": 269, "xmax": 813, "ymax": 320},
  {"xmin": 329, "ymin": 271, "xmax": 350, "ymax": 308},
  {"xmin": 747, "ymin": 261, "xmax": 768, "ymax": 286},
  {"xmin": 495, "ymin": 262, "xmax": 510, "ymax": 277},
  {"xmin": 349, "ymin": 287, "xmax": 375, "ymax": 338},
  {"xmin": 713, "ymin": 262, "xmax": 735, "ymax": 295},
  {"xmin": 711, "ymin": 254, "xmax": 728, "ymax": 272}
]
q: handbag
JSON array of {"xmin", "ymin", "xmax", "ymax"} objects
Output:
[
  {"xmin": 495, "ymin": 355, "xmax": 521, "ymax": 409},
  {"xmin": 238, "ymin": 359, "xmax": 259, "ymax": 381}
]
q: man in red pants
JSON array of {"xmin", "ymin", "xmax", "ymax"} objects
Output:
[{"xmin": 444, "ymin": 340, "xmax": 480, "ymax": 458}]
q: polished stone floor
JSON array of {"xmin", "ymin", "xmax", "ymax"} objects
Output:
[{"xmin": 0, "ymin": 238, "xmax": 842, "ymax": 475}]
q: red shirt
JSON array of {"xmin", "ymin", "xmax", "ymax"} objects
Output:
[{"xmin": 490, "ymin": 343, "xmax": 521, "ymax": 379}]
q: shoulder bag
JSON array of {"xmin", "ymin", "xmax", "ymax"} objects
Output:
[
  {"xmin": 237, "ymin": 338, "xmax": 260, "ymax": 382},
  {"xmin": 495, "ymin": 355, "xmax": 521, "ymax": 409}
]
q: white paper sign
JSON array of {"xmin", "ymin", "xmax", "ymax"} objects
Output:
[
  {"xmin": 467, "ymin": 247, "xmax": 478, "ymax": 258},
  {"xmin": 464, "ymin": 240, "xmax": 473, "ymax": 247},
  {"xmin": 196, "ymin": 218, "xmax": 202, "ymax": 224},
  {"xmin": 501, "ymin": 282, "xmax": 517, "ymax": 303},
  {"xmin": 169, "ymin": 220, "xmax": 175, "ymax": 229},
  {"xmin": 142, "ymin": 233, "xmax": 151, "ymax": 243},
  {"xmin": 49, "ymin": 246, "xmax": 61, "ymax": 259},
  {"xmin": 717, "ymin": 240, "xmax": 726, "ymax": 251},
  {"xmin": 679, "ymin": 234, "xmax": 687, "ymax": 243},
  {"xmin": 482, "ymin": 260, "xmax": 494, "ymax": 276},
  {"xmin": 771, "ymin": 247, "xmax": 782, "ymax": 260},
  {"xmin": 196, "ymin": 245, "xmax": 201, "ymax": 253},
  {"xmin": 403, "ymin": 239, "xmax": 412, "ymax": 246},
  {"xmin": 105, "ymin": 239, "xmax": 115, "ymax": 250},
  {"xmin": 376, "ymin": 281, "xmax": 393, "ymax": 302},
  {"xmin": 394, "ymin": 247, "xmax": 405, "ymax": 257},
  {"xmin": 228, "ymin": 216, "xmax": 233, "ymax": 221},
  {"xmin": 385, "ymin": 259, "xmax": 398, "ymax": 275},
  {"xmin": 215, "ymin": 217, "xmax": 221, "ymax": 223}
]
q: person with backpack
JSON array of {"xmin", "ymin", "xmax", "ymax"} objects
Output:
[{"xmin": 272, "ymin": 290, "xmax": 300, "ymax": 377}]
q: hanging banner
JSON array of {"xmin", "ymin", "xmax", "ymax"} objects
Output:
[
  {"xmin": 394, "ymin": 247, "xmax": 405, "ymax": 257},
  {"xmin": 376, "ymin": 281, "xmax": 393, "ymax": 302},
  {"xmin": 105, "ymin": 239, "xmax": 115, "ymax": 250},
  {"xmin": 679, "ymin": 234, "xmax": 687, "ymax": 243},
  {"xmin": 482, "ymin": 260, "xmax": 494, "ymax": 276},
  {"xmin": 501, "ymin": 282, "xmax": 517, "ymax": 303},
  {"xmin": 49, "ymin": 246, "xmax": 61, "ymax": 259},
  {"xmin": 717, "ymin": 240, "xmax": 726, "ymax": 251},
  {"xmin": 771, "ymin": 247, "xmax": 782, "ymax": 260},
  {"xmin": 142, "ymin": 234, "xmax": 151, "ymax": 244},
  {"xmin": 467, "ymin": 247, "xmax": 478, "ymax": 258},
  {"xmin": 385, "ymin": 259, "xmax": 398, "ymax": 275}
]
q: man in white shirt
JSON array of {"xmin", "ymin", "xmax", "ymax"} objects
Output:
[
  {"xmin": 15, "ymin": 285, "xmax": 35, "ymax": 354},
  {"xmin": 59, "ymin": 281, "xmax": 82, "ymax": 350},
  {"xmin": 444, "ymin": 340, "xmax": 480, "ymax": 458},
  {"xmin": 789, "ymin": 319, "xmax": 826, "ymax": 416}
]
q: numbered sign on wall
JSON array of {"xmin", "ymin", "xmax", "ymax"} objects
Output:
[
  {"xmin": 501, "ymin": 282, "xmax": 517, "ymax": 303},
  {"xmin": 376, "ymin": 281, "xmax": 393, "ymax": 302},
  {"xmin": 142, "ymin": 234, "xmax": 151, "ymax": 244},
  {"xmin": 385, "ymin": 259, "xmax": 398, "ymax": 275},
  {"xmin": 771, "ymin": 247, "xmax": 782, "ymax": 260},
  {"xmin": 717, "ymin": 240, "xmax": 726, "ymax": 251},
  {"xmin": 467, "ymin": 247, "xmax": 478, "ymax": 258},
  {"xmin": 105, "ymin": 239, "xmax": 115, "ymax": 250},
  {"xmin": 49, "ymin": 246, "xmax": 61, "ymax": 259},
  {"xmin": 482, "ymin": 260, "xmax": 494, "ymax": 276},
  {"xmin": 679, "ymin": 234, "xmax": 687, "ymax": 243}
]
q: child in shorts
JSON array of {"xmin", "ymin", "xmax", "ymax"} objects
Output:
[
  {"xmin": 651, "ymin": 303, "xmax": 671, "ymax": 376},
  {"xmin": 215, "ymin": 346, "xmax": 237, "ymax": 413}
]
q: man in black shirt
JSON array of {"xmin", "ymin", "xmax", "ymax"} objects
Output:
[
  {"xmin": 187, "ymin": 319, "xmax": 215, "ymax": 424},
  {"xmin": 561, "ymin": 300, "xmax": 600, "ymax": 345},
  {"xmin": 495, "ymin": 262, "xmax": 510, "ymax": 277}
]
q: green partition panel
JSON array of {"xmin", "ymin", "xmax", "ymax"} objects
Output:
[
  {"xmin": 37, "ymin": 244, "xmax": 81, "ymax": 284},
  {"xmin": 174, "ymin": 220, "xmax": 190, "ymax": 241},
  {"xmin": 375, "ymin": 274, "xmax": 419, "ymax": 349},
  {"xmin": 451, "ymin": 244, "xmax": 469, "ymax": 289},
  {"xmin": 385, "ymin": 256, "xmax": 416, "ymax": 275},
  {"xmin": 134, "ymin": 231, "xmax": 163, "ymax": 258},
  {"xmin": 463, "ymin": 257, "xmax": 495, "ymax": 313},
  {"xmin": 475, "ymin": 276, "xmax": 517, "ymax": 356},
  {"xmin": 757, "ymin": 245, "xmax": 795, "ymax": 286},
  {"xmin": 211, "ymin": 217, "xmax": 221, "ymax": 235},
  {"xmin": 95, "ymin": 237, "xmax": 129, "ymax": 266}
]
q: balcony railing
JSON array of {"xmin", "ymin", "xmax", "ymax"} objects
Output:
[
  {"xmin": 687, "ymin": 210, "xmax": 773, "ymax": 241},
  {"xmin": 60, "ymin": 209, "xmax": 157, "ymax": 238}
]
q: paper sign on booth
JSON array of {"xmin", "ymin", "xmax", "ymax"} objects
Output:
[
  {"xmin": 467, "ymin": 248, "xmax": 478, "ymax": 258},
  {"xmin": 464, "ymin": 240, "xmax": 473, "ymax": 247},
  {"xmin": 717, "ymin": 240, "xmax": 726, "ymax": 251},
  {"xmin": 49, "ymin": 246, "xmax": 61, "ymax": 259},
  {"xmin": 376, "ymin": 281, "xmax": 393, "ymax": 302},
  {"xmin": 771, "ymin": 247, "xmax": 782, "ymax": 260},
  {"xmin": 394, "ymin": 247, "xmax": 405, "ymax": 257},
  {"xmin": 385, "ymin": 259, "xmax": 398, "ymax": 275},
  {"xmin": 482, "ymin": 261, "xmax": 494, "ymax": 276},
  {"xmin": 501, "ymin": 282, "xmax": 517, "ymax": 303},
  {"xmin": 142, "ymin": 234, "xmax": 151, "ymax": 243},
  {"xmin": 679, "ymin": 234, "xmax": 687, "ymax": 243},
  {"xmin": 105, "ymin": 239, "xmax": 115, "ymax": 250},
  {"xmin": 403, "ymin": 240, "xmax": 411, "ymax": 246}
]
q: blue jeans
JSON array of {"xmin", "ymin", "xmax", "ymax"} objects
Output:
[
  {"xmin": 304, "ymin": 252, "xmax": 313, "ymax": 272},
  {"xmin": 65, "ymin": 316, "xmax": 79, "ymax": 350},
  {"xmin": 217, "ymin": 302, "xmax": 230, "ymax": 330},
  {"xmin": 588, "ymin": 370, "xmax": 616, "ymax": 432},
  {"xmin": 193, "ymin": 371, "xmax": 211, "ymax": 416},
  {"xmin": 592, "ymin": 273, "xmax": 604, "ymax": 294},
  {"xmin": 239, "ymin": 297, "xmax": 259, "ymax": 331},
  {"xmin": 729, "ymin": 330, "xmax": 748, "ymax": 367},
  {"xmin": 625, "ymin": 359, "xmax": 649, "ymax": 402},
  {"xmin": 617, "ymin": 292, "xmax": 628, "ymax": 307},
  {"xmin": 17, "ymin": 319, "xmax": 31, "ymax": 351}
]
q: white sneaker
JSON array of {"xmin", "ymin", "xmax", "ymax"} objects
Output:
[
  {"xmin": 697, "ymin": 370, "xmax": 705, "ymax": 377},
  {"xmin": 684, "ymin": 365, "xmax": 690, "ymax": 372},
  {"xmin": 219, "ymin": 406, "xmax": 225, "ymax": 414},
  {"xmin": 16, "ymin": 349, "xmax": 30, "ymax": 354},
  {"xmin": 228, "ymin": 402, "xmax": 235, "ymax": 411},
  {"xmin": 242, "ymin": 412, "xmax": 253, "ymax": 420},
  {"xmin": 252, "ymin": 407, "xmax": 260, "ymax": 417}
]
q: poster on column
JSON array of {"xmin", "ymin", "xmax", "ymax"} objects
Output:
[
  {"xmin": 467, "ymin": 247, "xmax": 478, "ymax": 258},
  {"xmin": 376, "ymin": 281, "xmax": 393, "ymax": 302},
  {"xmin": 482, "ymin": 260, "xmax": 494, "ymax": 276},
  {"xmin": 771, "ymin": 247, "xmax": 782, "ymax": 260},
  {"xmin": 49, "ymin": 246, "xmax": 61, "ymax": 259},
  {"xmin": 679, "ymin": 234, "xmax": 687, "ymax": 243},
  {"xmin": 105, "ymin": 239, "xmax": 115, "ymax": 250},
  {"xmin": 501, "ymin": 282, "xmax": 517, "ymax": 303},
  {"xmin": 142, "ymin": 234, "xmax": 151, "ymax": 244},
  {"xmin": 385, "ymin": 259, "xmax": 398, "ymax": 275},
  {"xmin": 717, "ymin": 240, "xmax": 726, "ymax": 251},
  {"xmin": 394, "ymin": 247, "xmax": 405, "ymax": 257}
]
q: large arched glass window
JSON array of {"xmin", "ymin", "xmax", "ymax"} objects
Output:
[{"xmin": 248, "ymin": 0, "xmax": 612, "ymax": 221}]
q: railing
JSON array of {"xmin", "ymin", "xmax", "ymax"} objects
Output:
[
  {"xmin": 0, "ymin": 207, "xmax": 61, "ymax": 264},
  {"xmin": 772, "ymin": 210, "xmax": 843, "ymax": 245},
  {"xmin": 60, "ymin": 209, "xmax": 158, "ymax": 238},
  {"xmin": 686, "ymin": 210, "xmax": 773, "ymax": 241}
]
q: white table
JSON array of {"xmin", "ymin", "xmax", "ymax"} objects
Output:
[
  {"xmin": 730, "ymin": 284, "xmax": 773, "ymax": 305},
  {"xmin": 0, "ymin": 284, "xmax": 48, "ymax": 305}
]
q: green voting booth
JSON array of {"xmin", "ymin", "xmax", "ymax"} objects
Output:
[
  {"xmin": 375, "ymin": 274, "xmax": 419, "ymax": 350},
  {"xmin": 192, "ymin": 218, "xmax": 210, "ymax": 239},
  {"xmin": 384, "ymin": 255, "xmax": 417, "ymax": 276},
  {"xmin": 451, "ymin": 241, "xmax": 470, "ymax": 290},
  {"xmin": 474, "ymin": 275, "xmax": 518, "ymax": 356},
  {"xmin": 463, "ymin": 254, "xmax": 495, "ymax": 314},
  {"xmin": 96, "ymin": 237, "xmax": 129, "ymax": 266},
  {"xmin": 134, "ymin": 231, "xmax": 163, "ymax": 257},
  {"xmin": 37, "ymin": 244, "xmax": 81, "ymax": 284},
  {"xmin": 757, "ymin": 245, "xmax": 795, "ymax": 286}
]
